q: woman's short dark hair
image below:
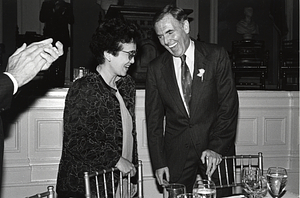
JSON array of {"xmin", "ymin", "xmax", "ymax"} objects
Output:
[
  {"xmin": 90, "ymin": 18, "xmax": 141, "ymax": 64},
  {"xmin": 153, "ymin": 4, "xmax": 188, "ymax": 24}
]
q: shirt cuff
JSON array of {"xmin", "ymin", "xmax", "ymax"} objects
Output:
[{"xmin": 3, "ymin": 72, "xmax": 18, "ymax": 95}]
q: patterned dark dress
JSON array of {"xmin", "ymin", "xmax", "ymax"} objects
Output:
[{"xmin": 56, "ymin": 72, "xmax": 138, "ymax": 198}]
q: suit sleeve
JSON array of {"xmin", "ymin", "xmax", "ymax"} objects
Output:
[
  {"xmin": 0, "ymin": 74, "xmax": 14, "ymax": 112},
  {"xmin": 145, "ymin": 62, "xmax": 167, "ymax": 171},
  {"xmin": 208, "ymin": 47, "xmax": 239, "ymax": 155}
]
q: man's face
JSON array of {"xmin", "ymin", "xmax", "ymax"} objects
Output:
[{"xmin": 154, "ymin": 14, "xmax": 190, "ymax": 57}]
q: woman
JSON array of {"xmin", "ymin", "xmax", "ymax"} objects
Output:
[{"xmin": 56, "ymin": 18, "xmax": 141, "ymax": 198}]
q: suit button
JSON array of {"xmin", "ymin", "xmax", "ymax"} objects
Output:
[
  {"xmin": 185, "ymin": 144, "xmax": 189, "ymax": 148},
  {"xmin": 189, "ymin": 124, "xmax": 193, "ymax": 128}
]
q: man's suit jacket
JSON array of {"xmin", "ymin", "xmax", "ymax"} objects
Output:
[
  {"xmin": 0, "ymin": 73, "xmax": 14, "ymax": 190},
  {"xmin": 145, "ymin": 41, "xmax": 239, "ymax": 181},
  {"xmin": 39, "ymin": 0, "xmax": 74, "ymax": 47}
]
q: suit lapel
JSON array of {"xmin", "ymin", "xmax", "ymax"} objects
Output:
[
  {"xmin": 161, "ymin": 55, "xmax": 188, "ymax": 117},
  {"xmin": 189, "ymin": 45, "xmax": 208, "ymax": 118}
]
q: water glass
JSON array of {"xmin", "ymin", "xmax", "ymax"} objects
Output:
[
  {"xmin": 164, "ymin": 183, "xmax": 186, "ymax": 198},
  {"xmin": 177, "ymin": 193, "xmax": 197, "ymax": 198},
  {"xmin": 266, "ymin": 167, "xmax": 288, "ymax": 198},
  {"xmin": 193, "ymin": 179, "xmax": 216, "ymax": 198}
]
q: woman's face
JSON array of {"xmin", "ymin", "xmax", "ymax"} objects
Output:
[{"xmin": 110, "ymin": 42, "xmax": 137, "ymax": 77}]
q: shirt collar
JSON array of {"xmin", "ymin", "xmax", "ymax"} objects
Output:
[
  {"xmin": 173, "ymin": 39, "xmax": 194, "ymax": 61},
  {"xmin": 185, "ymin": 39, "xmax": 194, "ymax": 60}
]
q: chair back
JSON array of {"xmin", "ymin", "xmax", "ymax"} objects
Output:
[
  {"xmin": 212, "ymin": 152, "xmax": 263, "ymax": 192},
  {"xmin": 84, "ymin": 160, "xmax": 143, "ymax": 198},
  {"xmin": 25, "ymin": 186, "xmax": 55, "ymax": 198}
]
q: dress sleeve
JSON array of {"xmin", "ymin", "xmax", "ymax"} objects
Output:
[{"xmin": 63, "ymin": 80, "xmax": 121, "ymax": 169}]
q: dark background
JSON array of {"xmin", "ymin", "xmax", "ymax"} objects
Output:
[{"xmin": 0, "ymin": 0, "xmax": 298, "ymax": 89}]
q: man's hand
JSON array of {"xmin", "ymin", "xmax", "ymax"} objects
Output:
[
  {"xmin": 6, "ymin": 38, "xmax": 63, "ymax": 87},
  {"xmin": 116, "ymin": 157, "xmax": 136, "ymax": 177},
  {"xmin": 155, "ymin": 167, "xmax": 169, "ymax": 186},
  {"xmin": 201, "ymin": 149, "xmax": 222, "ymax": 177}
]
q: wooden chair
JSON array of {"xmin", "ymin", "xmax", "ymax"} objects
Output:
[
  {"xmin": 25, "ymin": 186, "xmax": 55, "ymax": 198},
  {"xmin": 209, "ymin": 152, "xmax": 263, "ymax": 193},
  {"xmin": 84, "ymin": 160, "xmax": 144, "ymax": 198}
]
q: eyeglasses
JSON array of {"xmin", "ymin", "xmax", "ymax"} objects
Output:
[{"xmin": 120, "ymin": 50, "xmax": 137, "ymax": 60}]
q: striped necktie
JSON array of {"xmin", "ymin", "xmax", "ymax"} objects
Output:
[{"xmin": 180, "ymin": 54, "xmax": 192, "ymax": 113}]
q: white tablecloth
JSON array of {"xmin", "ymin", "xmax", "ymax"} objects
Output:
[
  {"xmin": 265, "ymin": 191, "xmax": 299, "ymax": 198},
  {"xmin": 225, "ymin": 191, "xmax": 299, "ymax": 198}
]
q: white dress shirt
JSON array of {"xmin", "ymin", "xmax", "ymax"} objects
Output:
[
  {"xmin": 173, "ymin": 39, "xmax": 195, "ymax": 115},
  {"xmin": 3, "ymin": 72, "xmax": 18, "ymax": 94}
]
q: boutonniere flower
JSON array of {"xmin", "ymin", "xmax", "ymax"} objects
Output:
[{"xmin": 197, "ymin": 69, "xmax": 205, "ymax": 82}]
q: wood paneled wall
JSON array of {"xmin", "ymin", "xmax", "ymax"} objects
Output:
[{"xmin": 2, "ymin": 89, "xmax": 299, "ymax": 197}]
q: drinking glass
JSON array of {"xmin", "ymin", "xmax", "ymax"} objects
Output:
[
  {"xmin": 266, "ymin": 167, "xmax": 288, "ymax": 198},
  {"xmin": 177, "ymin": 193, "xmax": 197, "ymax": 198},
  {"xmin": 193, "ymin": 179, "xmax": 216, "ymax": 198},
  {"xmin": 164, "ymin": 183, "xmax": 186, "ymax": 198},
  {"xmin": 242, "ymin": 167, "xmax": 267, "ymax": 198}
]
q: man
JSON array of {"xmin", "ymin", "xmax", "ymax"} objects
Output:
[
  {"xmin": 145, "ymin": 5, "xmax": 239, "ymax": 197},
  {"xmin": 40, "ymin": 0, "xmax": 74, "ymax": 87},
  {"xmin": 0, "ymin": 38, "xmax": 63, "ymax": 191}
]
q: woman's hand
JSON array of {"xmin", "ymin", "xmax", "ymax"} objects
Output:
[{"xmin": 115, "ymin": 157, "xmax": 136, "ymax": 176}]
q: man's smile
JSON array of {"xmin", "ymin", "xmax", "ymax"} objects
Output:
[{"xmin": 168, "ymin": 42, "xmax": 178, "ymax": 48}]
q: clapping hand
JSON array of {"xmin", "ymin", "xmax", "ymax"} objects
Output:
[{"xmin": 6, "ymin": 38, "xmax": 63, "ymax": 87}]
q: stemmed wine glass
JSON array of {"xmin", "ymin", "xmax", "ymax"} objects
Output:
[
  {"xmin": 266, "ymin": 167, "xmax": 288, "ymax": 198},
  {"xmin": 241, "ymin": 167, "xmax": 267, "ymax": 198},
  {"xmin": 193, "ymin": 179, "xmax": 216, "ymax": 198}
]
